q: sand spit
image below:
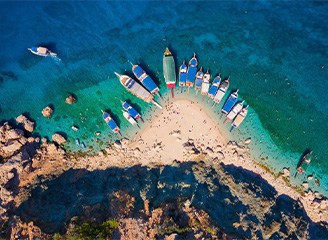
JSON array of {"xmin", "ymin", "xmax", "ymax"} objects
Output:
[{"xmin": 0, "ymin": 98, "xmax": 327, "ymax": 238}]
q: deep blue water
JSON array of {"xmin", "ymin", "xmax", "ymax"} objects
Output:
[{"xmin": 0, "ymin": 1, "xmax": 327, "ymax": 195}]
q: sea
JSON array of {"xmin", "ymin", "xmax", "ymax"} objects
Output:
[{"xmin": 0, "ymin": 1, "xmax": 327, "ymax": 196}]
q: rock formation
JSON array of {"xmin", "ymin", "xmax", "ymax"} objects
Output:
[
  {"xmin": 41, "ymin": 106, "xmax": 53, "ymax": 118},
  {"xmin": 51, "ymin": 133, "xmax": 66, "ymax": 145},
  {"xmin": 65, "ymin": 95, "xmax": 77, "ymax": 104},
  {"xmin": 16, "ymin": 114, "xmax": 34, "ymax": 132}
]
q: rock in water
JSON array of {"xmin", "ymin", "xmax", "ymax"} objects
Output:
[
  {"xmin": 16, "ymin": 114, "xmax": 34, "ymax": 132},
  {"xmin": 65, "ymin": 95, "xmax": 77, "ymax": 104},
  {"xmin": 41, "ymin": 106, "xmax": 53, "ymax": 118},
  {"xmin": 51, "ymin": 133, "xmax": 66, "ymax": 145}
]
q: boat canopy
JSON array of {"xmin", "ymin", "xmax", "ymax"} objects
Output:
[
  {"xmin": 107, "ymin": 119, "xmax": 118, "ymax": 130},
  {"xmin": 133, "ymin": 65, "xmax": 145, "ymax": 78},
  {"xmin": 222, "ymin": 92, "xmax": 238, "ymax": 114},
  {"xmin": 163, "ymin": 55, "xmax": 176, "ymax": 84}
]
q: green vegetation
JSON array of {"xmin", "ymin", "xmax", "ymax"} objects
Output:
[
  {"xmin": 53, "ymin": 219, "xmax": 119, "ymax": 240},
  {"xmin": 157, "ymin": 225, "xmax": 191, "ymax": 236}
]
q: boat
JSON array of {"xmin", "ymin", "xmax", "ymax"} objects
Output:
[
  {"xmin": 80, "ymin": 142, "xmax": 86, "ymax": 150},
  {"xmin": 121, "ymin": 100, "xmax": 143, "ymax": 122},
  {"xmin": 75, "ymin": 138, "xmax": 80, "ymax": 146},
  {"xmin": 295, "ymin": 150, "xmax": 313, "ymax": 177},
  {"xmin": 186, "ymin": 53, "xmax": 198, "ymax": 92},
  {"xmin": 179, "ymin": 61, "xmax": 188, "ymax": 91},
  {"xmin": 122, "ymin": 110, "xmax": 137, "ymax": 126},
  {"xmin": 114, "ymin": 72, "xmax": 162, "ymax": 109},
  {"xmin": 131, "ymin": 63, "xmax": 160, "ymax": 97},
  {"xmin": 207, "ymin": 74, "xmax": 221, "ymax": 101},
  {"xmin": 72, "ymin": 125, "xmax": 79, "ymax": 131},
  {"xmin": 163, "ymin": 48, "xmax": 177, "ymax": 98},
  {"xmin": 230, "ymin": 105, "xmax": 248, "ymax": 132},
  {"xmin": 27, "ymin": 47, "xmax": 57, "ymax": 57},
  {"xmin": 194, "ymin": 67, "xmax": 204, "ymax": 94},
  {"xmin": 212, "ymin": 77, "xmax": 230, "ymax": 107},
  {"xmin": 101, "ymin": 110, "xmax": 121, "ymax": 136},
  {"xmin": 221, "ymin": 90, "xmax": 239, "ymax": 115},
  {"xmin": 201, "ymin": 69, "xmax": 211, "ymax": 100},
  {"xmin": 224, "ymin": 101, "xmax": 244, "ymax": 124}
]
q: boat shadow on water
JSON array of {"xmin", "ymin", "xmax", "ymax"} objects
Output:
[{"xmin": 14, "ymin": 161, "xmax": 327, "ymax": 238}]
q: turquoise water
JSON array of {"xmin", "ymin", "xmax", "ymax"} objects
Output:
[{"xmin": 0, "ymin": 1, "xmax": 327, "ymax": 195}]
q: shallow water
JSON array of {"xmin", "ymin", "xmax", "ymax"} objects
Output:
[{"xmin": 0, "ymin": 1, "xmax": 327, "ymax": 195}]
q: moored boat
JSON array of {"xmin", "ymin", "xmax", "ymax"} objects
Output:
[
  {"xmin": 27, "ymin": 47, "xmax": 57, "ymax": 57},
  {"xmin": 131, "ymin": 64, "xmax": 160, "ymax": 97},
  {"xmin": 186, "ymin": 53, "xmax": 198, "ymax": 92},
  {"xmin": 221, "ymin": 90, "xmax": 239, "ymax": 115},
  {"xmin": 122, "ymin": 110, "xmax": 137, "ymax": 126},
  {"xmin": 179, "ymin": 61, "xmax": 188, "ymax": 91},
  {"xmin": 114, "ymin": 72, "xmax": 162, "ymax": 109},
  {"xmin": 208, "ymin": 74, "xmax": 221, "ymax": 101},
  {"xmin": 101, "ymin": 110, "xmax": 121, "ymax": 136},
  {"xmin": 212, "ymin": 77, "xmax": 230, "ymax": 107},
  {"xmin": 230, "ymin": 105, "xmax": 248, "ymax": 131},
  {"xmin": 163, "ymin": 48, "xmax": 177, "ymax": 98},
  {"xmin": 195, "ymin": 67, "xmax": 204, "ymax": 94},
  {"xmin": 201, "ymin": 69, "xmax": 211, "ymax": 100},
  {"xmin": 121, "ymin": 100, "xmax": 143, "ymax": 122},
  {"xmin": 225, "ymin": 101, "xmax": 244, "ymax": 124},
  {"xmin": 295, "ymin": 150, "xmax": 313, "ymax": 177}
]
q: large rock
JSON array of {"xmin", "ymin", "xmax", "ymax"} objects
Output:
[
  {"xmin": 65, "ymin": 95, "xmax": 77, "ymax": 104},
  {"xmin": 16, "ymin": 114, "xmax": 34, "ymax": 132},
  {"xmin": 51, "ymin": 133, "xmax": 66, "ymax": 145},
  {"xmin": 41, "ymin": 106, "xmax": 53, "ymax": 118},
  {"xmin": 5, "ymin": 129, "xmax": 24, "ymax": 140},
  {"xmin": 2, "ymin": 140, "xmax": 22, "ymax": 152}
]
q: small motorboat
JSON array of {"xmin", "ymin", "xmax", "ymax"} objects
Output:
[{"xmin": 28, "ymin": 47, "xmax": 57, "ymax": 57}]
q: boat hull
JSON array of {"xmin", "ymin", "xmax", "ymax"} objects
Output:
[
  {"xmin": 132, "ymin": 65, "xmax": 159, "ymax": 95},
  {"xmin": 118, "ymin": 74, "xmax": 153, "ymax": 103},
  {"xmin": 163, "ymin": 48, "xmax": 177, "ymax": 90}
]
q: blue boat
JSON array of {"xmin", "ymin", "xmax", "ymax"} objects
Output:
[
  {"xmin": 179, "ymin": 61, "xmax": 188, "ymax": 90},
  {"xmin": 221, "ymin": 90, "xmax": 239, "ymax": 115},
  {"xmin": 132, "ymin": 64, "xmax": 160, "ymax": 97},
  {"xmin": 121, "ymin": 100, "xmax": 143, "ymax": 122},
  {"xmin": 208, "ymin": 74, "xmax": 221, "ymax": 100},
  {"xmin": 186, "ymin": 53, "xmax": 198, "ymax": 91},
  {"xmin": 101, "ymin": 110, "xmax": 121, "ymax": 136},
  {"xmin": 195, "ymin": 67, "xmax": 204, "ymax": 94}
]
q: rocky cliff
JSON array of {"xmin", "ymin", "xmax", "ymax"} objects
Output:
[{"xmin": 1, "ymin": 122, "xmax": 327, "ymax": 239}]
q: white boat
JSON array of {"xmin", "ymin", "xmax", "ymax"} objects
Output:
[
  {"xmin": 225, "ymin": 101, "xmax": 244, "ymax": 123},
  {"xmin": 28, "ymin": 47, "xmax": 57, "ymax": 57},
  {"xmin": 122, "ymin": 110, "xmax": 137, "ymax": 126},
  {"xmin": 114, "ymin": 72, "xmax": 162, "ymax": 109},
  {"xmin": 201, "ymin": 70, "xmax": 211, "ymax": 100},
  {"xmin": 213, "ymin": 77, "xmax": 230, "ymax": 107},
  {"xmin": 230, "ymin": 105, "xmax": 248, "ymax": 131}
]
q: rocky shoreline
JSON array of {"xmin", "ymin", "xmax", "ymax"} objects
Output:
[{"xmin": 1, "ymin": 99, "xmax": 328, "ymax": 239}]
